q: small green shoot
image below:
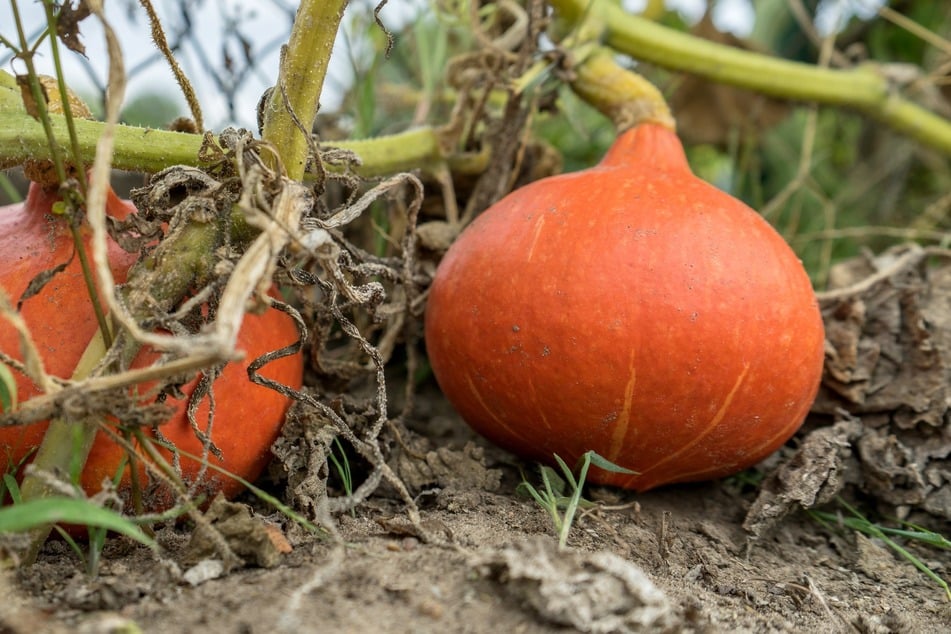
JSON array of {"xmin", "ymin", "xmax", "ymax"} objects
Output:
[
  {"xmin": 517, "ymin": 450, "xmax": 636, "ymax": 549},
  {"xmin": 2, "ymin": 472, "xmax": 21, "ymax": 505},
  {"xmin": 81, "ymin": 455, "xmax": 132, "ymax": 575},
  {"xmin": 724, "ymin": 467, "xmax": 765, "ymax": 492},
  {"xmin": 809, "ymin": 498, "xmax": 951, "ymax": 601},
  {"xmin": 328, "ymin": 437, "xmax": 355, "ymax": 506},
  {"xmin": 0, "ymin": 172, "xmax": 21, "ymax": 202},
  {"xmin": 2, "ymin": 450, "xmax": 36, "ymax": 503}
]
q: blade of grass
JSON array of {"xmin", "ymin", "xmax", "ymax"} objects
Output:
[
  {"xmin": 811, "ymin": 511, "xmax": 951, "ymax": 550},
  {"xmin": 810, "ymin": 499, "xmax": 951, "ymax": 601},
  {"xmin": 0, "ymin": 497, "xmax": 155, "ymax": 548},
  {"xmin": 558, "ymin": 453, "xmax": 589, "ymax": 549}
]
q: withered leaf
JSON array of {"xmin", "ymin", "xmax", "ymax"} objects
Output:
[
  {"xmin": 184, "ymin": 494, "xmax": 286, "ymax": 569},
  {"xmin": 15, "ymin": 75, "xmax": 48, "ymax": 120},
  {"xmin": 56, "ymin": 1, "xmax": 92, "ymax": 56},
  {"xmin": 743, "ymin": 416, "xmax": 863, "ymax": 539}
]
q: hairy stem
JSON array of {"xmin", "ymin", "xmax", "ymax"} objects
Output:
[
  {"xmin": 569, "ymin": 47, "xmax": 675, "ymax": 133},
  {"xmin": 260, "ymin": 0, "xmax": 349, "ymax": 179},
  {"xmin": 0, "ymin": 109, "xmax": 453, "ymax": 178}
]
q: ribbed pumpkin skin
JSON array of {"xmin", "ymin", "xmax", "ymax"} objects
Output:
[
  {"xmin": 424, "ymin": 123, "xmax": 825, "ymax": 491},
  {"xmin": 0, "ymin": 184, "xmax": 304, "ymax": 505}
]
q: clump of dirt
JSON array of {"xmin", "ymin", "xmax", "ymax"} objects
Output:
[
  {"xmin": 744, "ymin": 417, "xmax": 862, "ymax": 539},
  {"xmin": 473, "ymin": 537, "xmax": 677, "ymax": 632},
  {"xmin": 182, "ymin": 494, "xmax": 291, "ymax": 571}
]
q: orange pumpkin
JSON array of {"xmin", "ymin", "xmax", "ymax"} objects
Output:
[
  {"xmin": 0, "ymin": 183, "xmax": 303, "ymax": 505},
  {"xmin": 425, "ymin": 123, "xmax": 825, "ymax": 491}
]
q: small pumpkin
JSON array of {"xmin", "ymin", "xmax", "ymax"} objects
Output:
[
  {"xmin": 0, "ymin": 183, "xmax": 304, "ymax": 505},
  {"xmin": 424, "ymin": 59, "xmax": 824, "ymax": 491}
]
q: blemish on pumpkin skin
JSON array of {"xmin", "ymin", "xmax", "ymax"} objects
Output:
[
  {"xmin": 465, "ymin": 374, "xmax": 535, "ymax": 446},
  {"xmin": 525, "ymin": 376, "xmax": 552, "ymax": 432},
  {"xmin": 637, "ymin": 362, "xmax": 751, "ymax": 480},
  {"xmin": 527, "ymin": 213, "xmax": 546, "ymax": 263},
  {"xmin": 608, "ymin": 350, "xmax": 638, "ymax": 462},
  {"xmin": 742, "ymin": 396, "xmax": 812, "ymax": 462}
]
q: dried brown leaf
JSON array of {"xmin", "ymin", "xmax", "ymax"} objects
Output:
[{"xmin": 57, "ymin": 1, "xmax": 92, "ymax": 56}]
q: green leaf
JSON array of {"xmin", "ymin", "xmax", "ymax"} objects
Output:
[
  {"xmin": 539, "ymin": 464, "xmax": 567, "ymax": 497},
  {"xmin": 0, "ymin": 498, "xmax": 156, "ymax": 548},
  {"xmin": 0, "ymin": 362, "xmax": 16, "ymax": 412},
  {"xmin": 553, "ymin": 454, "xmax": 578, "ymax": 490},
  {"xmin": 584, "ymin": 450, "xmax": 639, "ymax": 475},
  {"xmin": 515, "ymin": 480, "xmax": 547, "ymax": 506}
]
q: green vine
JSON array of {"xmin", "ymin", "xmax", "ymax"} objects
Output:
[
  {"xmin": 549, "ymin": 0, "xmax": 951, "ymax": 156},
  {"xmin": 0, "ymin": 101, "xmax": 450, "ymax": 179},
  {"xmin": 569, "ymin": 47, "xmax": 675, "ymax": 133}
]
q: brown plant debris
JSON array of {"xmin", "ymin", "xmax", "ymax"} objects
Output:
[
  {"xmin": 473, "ymin": 538, "xmax": 680, "ymax": 633},
  {"xmin": 744, "ymin": 416, "xmax": 863, "ymax": 539},
  {"xmin": 183, "ymin": 494, "xmax": 287, "ymax": 569}
]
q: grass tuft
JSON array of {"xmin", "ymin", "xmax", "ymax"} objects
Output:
[
  {"xmin": 809, "ymin": 498, "xmax": 951, "ymax": 602},
  {"xmin": 517, "ymin": 450, "xmax": 636, "ymax": 549}
]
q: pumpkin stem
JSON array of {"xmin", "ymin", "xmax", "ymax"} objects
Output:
[
  {"xmin": 570, "ymin": 48, "xmax": 676, "ymax": 135},
  {"xmin": 260, "ymin": 0, "xmax": 348, "ymax": 180}
]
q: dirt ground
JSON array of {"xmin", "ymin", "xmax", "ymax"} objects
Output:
[
  {"xmin": 4, "ymin": 450, "xmax": 951, "ymax": 634},
  {"xmin": 4, "ymin": 246, "xmax": 951, "ymax": 634},
  {"xmin": 3, "ymin": 400, "xmax": 951, "ymax": 634}
]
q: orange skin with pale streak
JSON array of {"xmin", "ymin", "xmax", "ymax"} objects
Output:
[
  {"xmin": 0, "ymin": 184, "xmax": 303, "ymax": 505},
  {"xmin": 425, "ymin": 123, "xmax": 825, "ymax": 492}
]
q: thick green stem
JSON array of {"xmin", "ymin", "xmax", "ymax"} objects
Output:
[
  {"xmin": 549, "ymin": 0, "xmax": 951, "ymax": 156},
  {"xmin": 570, "ymin": 48, "xmax": 675, "ymax": 133},
  {"xmin": 260, "ymin": 0, "xmax": 348, "ymax": 179},
  {"xmin": 0, "ymin": 111, "xmax": 206, "ymax": 174},
  {"xmin": 0, "ymin": 109, "xmax": 451, "ymax": 178},
  {"xmin": 330, "ymin": 127, "xmax": 449, "ymax": 176}
]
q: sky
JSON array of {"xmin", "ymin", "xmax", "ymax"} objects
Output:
[
  {"xmin": 0, "ymin": 0, "xmax": 436, "ymax": 129},
  {"xmin": 0, "ymin": 0, "xmax": 884, "ymax": 131},
  {"xmin": 2, "ymin": 0, "xmax": 321, "ymax": 129}
]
